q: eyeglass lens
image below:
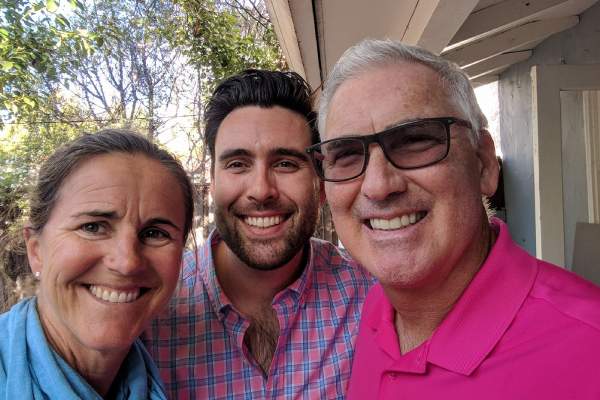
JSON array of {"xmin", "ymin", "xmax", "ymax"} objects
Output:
[{"xmin": 316, "ymin": 120, "xmax": 449, "ymax": 181}]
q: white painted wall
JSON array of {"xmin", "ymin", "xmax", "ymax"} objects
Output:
[{"xmin": 498, "ymin": 1, "xmax": 600, "ymax": 255}]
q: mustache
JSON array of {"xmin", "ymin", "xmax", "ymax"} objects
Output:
[{"xmin": 230, "ymin": 200, "xmax": 296, "ymax": 215}]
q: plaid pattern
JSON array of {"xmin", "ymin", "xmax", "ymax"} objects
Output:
[{"xmin": 144, "ymin": 230, "xmax": 373, "ymax": 400}]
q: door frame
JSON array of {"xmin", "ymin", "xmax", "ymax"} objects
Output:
[{"xmin": 531, "ymin": 64, "xmax": 600, "ymax": 266}]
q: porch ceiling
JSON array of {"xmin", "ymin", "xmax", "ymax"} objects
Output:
[{"xmin": 265, "ymin": 0, "xmax": 599, "ymax": 90}]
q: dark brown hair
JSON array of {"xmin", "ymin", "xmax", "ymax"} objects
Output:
[{"xmin": 204, "ymin": 69, "xmax": 318, "ymax": 171}]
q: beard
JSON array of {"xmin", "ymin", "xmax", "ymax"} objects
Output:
[{"xmin": 215, "ymin": 195, "xmax": 320, "ymax": 271}]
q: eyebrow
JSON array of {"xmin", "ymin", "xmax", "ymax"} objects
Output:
[
  {"xmin": 218, "ymin": 147, "xmax": 309, "ymax": 162},
  {"xmin": 384, "ymin": 118, "xmax": 419, "ymax": 131},
  {"xmin": 146, "ymin": 217, "xmax": 181, "ymax": 231},
  {"xmin": 327, "ymin": 118, "xmax": 416, "ymax": 141},
  {"xmin": 271, "ymin": 147, "xmax": 309, "ymax": 162},
  {"xmin": 323, "ymin": 139, "xmax": 357, "ymax": 150},
  {"xmin": 218, "ymin": 148, "xmax": 252, "ymax": 163},
  {"xmin": 71, "ymin": 210, "xmax": 118, "ymax": 219},
  {"xmin": 71, "ymin": 211, "xmax": 181, "ymax": 231}
]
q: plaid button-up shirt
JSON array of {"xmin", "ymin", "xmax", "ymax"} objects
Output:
[{"xmin": 144, "ymin": 230, "xmax": 373, "ymax": 400}]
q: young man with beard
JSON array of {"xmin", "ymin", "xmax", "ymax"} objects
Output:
[
  {"xmin": 309, "ymin": 39, "xmax": 600, "ymax": 399},
  {"xmin": 144, "ymin": 70, "xmax": 373, "ymax": 399}
]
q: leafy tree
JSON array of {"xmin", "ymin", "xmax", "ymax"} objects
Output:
[
  {"xmin": 0, "ymin": 0, "xmax": 96, "ymax": 123},
  {"xmin": 65, "ymin": 0, "xmax": 188, "ymax": 138},
  {"xmin": 177, "ymin": 0, "xmax": 284, "ymax": 90}
]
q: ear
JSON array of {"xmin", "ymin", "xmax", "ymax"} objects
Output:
[
  {"xmin": 476, "ymin": 130, "xmax": 500, "ymax": 197},
  {"xmin": 23, "ymin": 227, "xmax": 43, "ymax": 276}
]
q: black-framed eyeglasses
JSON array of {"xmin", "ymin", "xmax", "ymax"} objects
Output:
[{"xmin": 306, "ymin": 117, "xmax": 472, "ymax": 182}]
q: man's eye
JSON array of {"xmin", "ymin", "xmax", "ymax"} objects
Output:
[
  {"xmin": 327, "ymin": 148, "xmax": 363, "ymax": 167},
  {"xmin": 391, "ymin": 134, "xmax": 443, "ymax": 152},
  {"xmin": 334, "ymin": 148, "xmax": 362, "ymax": 160},
  {"xmin": 225, "ymin": 160, "xmax": 248, "ymax": 170},
  {"xmin": 275, "ymin": 160, "xmax": 299, "ymax": 170}
]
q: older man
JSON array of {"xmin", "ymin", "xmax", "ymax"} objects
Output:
[
  {"xmin": 145, "ymin": 69, "xmax": 372, "ymax": 399},
  {"xmin": 308, "ymin": 39, "xmax": 600, "ymax": 399}
]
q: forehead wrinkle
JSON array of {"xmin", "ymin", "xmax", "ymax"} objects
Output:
[
  {"xmin": 326, "ymin": 95, "xmax": 378, "ymax": 138},
  {"xmin": 55, "ymin": 173, "xmax": 141, "ymax": 221}
]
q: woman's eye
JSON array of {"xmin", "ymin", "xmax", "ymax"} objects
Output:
[
  {"xmin": 80, "ymin": 222, "xmax": 104, "ymax": 234},
  {"xmin": 140, "ymin": 228, "xmax": 171, "ymax": 244}
]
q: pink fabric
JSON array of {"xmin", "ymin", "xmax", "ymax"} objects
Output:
[{"xmin": 348, "ymin": 219, "xmax": 600, "ymax": 399}]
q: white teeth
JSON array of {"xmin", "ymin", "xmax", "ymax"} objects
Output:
[
  {"xmin": 245, "ymin": 215, "xmax": 283, "ymax": 228},
  {"xmin": 370, "ymin": 212, "xmax": 425, "ymax": 231},
  {"xmin": 89, "ymin": 285, "xmax": 140, "ymax": 303},
  {"xmin": 401, "ymin": 215, "xmax": 409, "ymax": 226}
]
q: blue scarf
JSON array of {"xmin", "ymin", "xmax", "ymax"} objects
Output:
[{"xmin": 0, "ymin": 298, "xmax": 167, "ymax": 400}]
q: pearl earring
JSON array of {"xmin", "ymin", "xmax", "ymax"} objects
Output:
[{"xmin": 34, "ymin": 272, "xmax": 40, "ymax": 279}]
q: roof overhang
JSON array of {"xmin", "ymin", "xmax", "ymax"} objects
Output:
[{"xmin": 265, "ymin": 0, "xmax": 598, "ymax": 90}]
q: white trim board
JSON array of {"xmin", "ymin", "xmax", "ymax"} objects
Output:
[{"xmin": 531, "ymin": 64, "xmax": 600, "ymax": 266}]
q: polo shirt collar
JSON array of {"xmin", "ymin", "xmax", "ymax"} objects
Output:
[
  {"xmin": 368, "ymin": 288, "xmax": 430, "ymax": 373},
  {"xmin": 199, "ymin": 229, "xmax": 314, "ymax": 319},
  {"xmin": 427, "ymin": 218, "xmax": 539, "ymax": 375}
]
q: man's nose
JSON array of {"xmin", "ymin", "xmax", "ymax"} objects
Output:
[
  {"xmin": 246, "ymin": 165, "xmax": 279, "ymax": 204},
  {"xmin": 360, "ymin": 145, "xmax": 408, "ymax": 201}
]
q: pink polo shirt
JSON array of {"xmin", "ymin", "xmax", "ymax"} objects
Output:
[{"xmin": 348, "ymin": 219, "xmax": 600, "ymax": 399}]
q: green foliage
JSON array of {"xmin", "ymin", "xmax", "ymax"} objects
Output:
[
  {"xmin": 0, "ymin": 0, "xmax": 97, "ymax": 122},
  {"xmin": 176, "ymin": 0, "xmax": 285, "ymax": 94},
  {"xmin": 0, "ymin": 120, "xmax": 84, "ymax": 204}
]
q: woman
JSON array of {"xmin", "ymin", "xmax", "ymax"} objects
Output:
[{"xmin": 0, "ymin": 129, "xmax": 194, "ymax": 399}]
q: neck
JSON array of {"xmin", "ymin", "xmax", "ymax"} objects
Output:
[
  {"xmin": 214, "ymin": 241, "xmax": 307, "ymax": 315},
  {"xmin": 70, "ymin": 354, "xmax": 126, "ymax": 398},
  {"xmin": 37, "ymin": 306, "xmax": 127, "ymax": 397},
  {"xmin": 384, "ymin": 219, "xmax": 497, "ymax": 354}
]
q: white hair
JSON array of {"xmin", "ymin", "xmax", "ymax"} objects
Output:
[{"xmin": 318, "ymin": 39, "xmax": 487, "ymax": 143}]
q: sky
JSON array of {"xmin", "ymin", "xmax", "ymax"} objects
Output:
[{"xmin": 475, "ymin": 80, "xmax": 502, "ymax": 157}]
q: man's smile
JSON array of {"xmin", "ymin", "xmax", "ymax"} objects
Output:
[
  {"xmin": 367, "ymin": 211, "xmax": 427, "ymax": 231},
  {"xmin": 244, "ymin": 215, "xmax": 287, "ymax": 228}
]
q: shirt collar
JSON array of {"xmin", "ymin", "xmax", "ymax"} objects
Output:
[
  {"xmin": 198, "ymin": 230, "xmax": 231, "ymax": 318},
  {"xmin": 427, "ymin": 218, "xmax": 539, "ymax": 375},
  {"xmin": 274, "ymin": 240, "xmax": 315, "ymax": 304},
  {"xmin": 199, "ymin": 229, "xmax": 315, "ymax": 317}
]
